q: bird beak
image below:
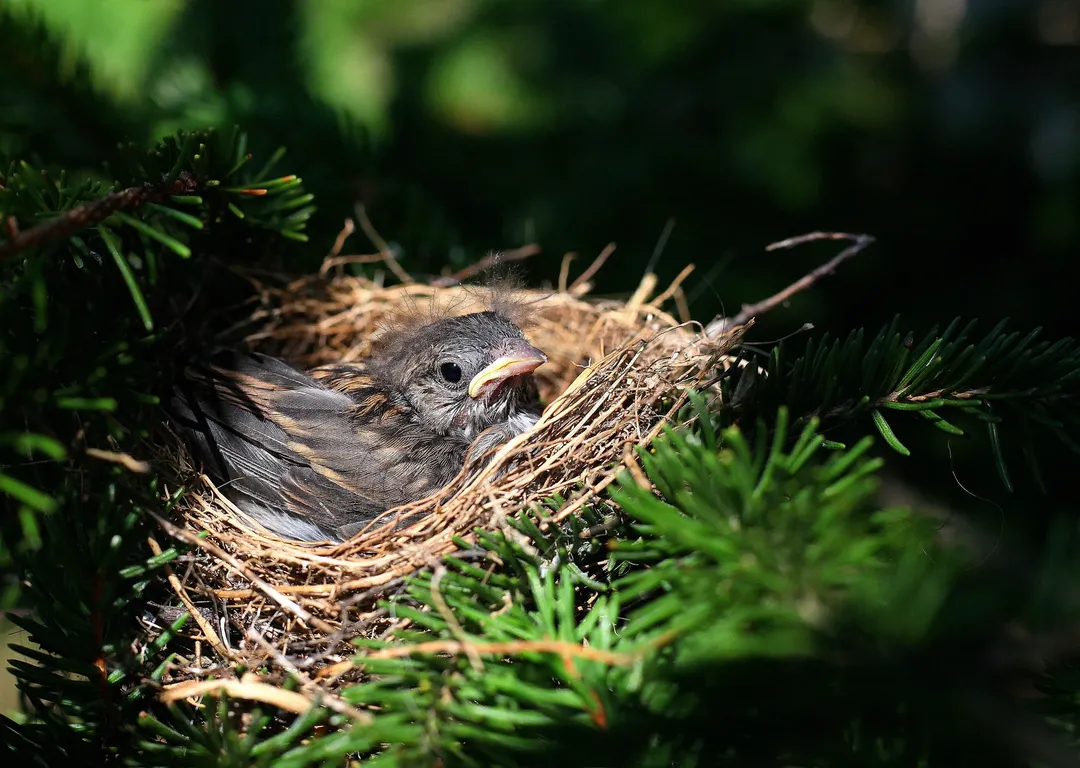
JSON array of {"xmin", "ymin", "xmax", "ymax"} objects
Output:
[{"xmin": 468, "ymin": 341, "xmax": 547, "ymax": 399}]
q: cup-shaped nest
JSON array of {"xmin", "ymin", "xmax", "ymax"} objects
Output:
[{"xmin": 156, "ymin": 265, "xmax": 745, "ymax": 688}]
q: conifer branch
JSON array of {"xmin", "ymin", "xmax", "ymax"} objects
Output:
[
  {"xmin": 0, "ymin": 173, "xmax": 198, "ymax": 260},
  {"xmin": 1, "ymin": 129, "xmax": 317, "ymax": 764},
  {"xmin": 721, "ymin": 316, "xmax": 1080, "ymax": 483}
]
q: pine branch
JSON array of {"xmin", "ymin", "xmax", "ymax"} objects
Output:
[
  {"xmin": 722, "ymin": 317, "xmax": 1080, "ymax": 489},
  {"xmin": 0, "ymin": 173, "xmax": 198, "ymax": 261},
  {"xmin": 212, "ymin": 404, "xmax": 1076, "ymax": 766},
  {"xmin": 1, "ymin": 128, "xmax": 315, "ymax": 556},
  {"xmin": 256, "ymin": 406, "xmax": 1007, "ymax": 766},
  {"xmin": 1, "ymin": 129, "xmax": 315, "ymax": 763}
]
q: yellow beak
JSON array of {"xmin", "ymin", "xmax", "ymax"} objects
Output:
[{"xmin": 468, "ymin": 352, "xmax": 546, "ymax": 399}]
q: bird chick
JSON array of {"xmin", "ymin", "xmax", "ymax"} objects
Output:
[{"xmin": 170, "ymin": 310, "xmax": 546, "ymax": 542}]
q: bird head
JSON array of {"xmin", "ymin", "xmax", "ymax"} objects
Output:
[{"xmin": 375, "ymin": 311, "xmax": 546, "ymax": 439}]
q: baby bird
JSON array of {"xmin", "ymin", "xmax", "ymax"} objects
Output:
[{"xmin": 170, "ymin": 311, "xmax": 546, "ymax": 542}]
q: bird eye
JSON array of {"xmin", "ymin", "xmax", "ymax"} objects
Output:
[{"xmin": 440, "ymin": 362, "xmax": 462, "ymax": 383}]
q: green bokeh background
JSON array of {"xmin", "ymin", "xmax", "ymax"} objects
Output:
[
  {"xmin": 5, "ymin": 0, "xmax": 1077, "ymax": 333},
  {"xmin": 2, "ymin": 1, "xmax": 1078, "ymax": 707},
  {"xmin": 6, "ymin": 1, "xmax": 1076, "ymax": 331}
]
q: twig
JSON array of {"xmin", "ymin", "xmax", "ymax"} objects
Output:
[
  {"xmin": 624, "ymin": 273, "xmax": 658, "ymax": 314},
  {"xmin": 558, "ymin": 252, "xmax": 576, "ymax": 294},
  {"xmin": 0, "ymin": 176, "xmax": 198, "ymax": 260},
  {"xmin": 150, "ymin": 511, "xmax": 337, "ymax": 634},
  {"xmin": 85, "ymin": 448, "xmax": 151, "ymax": 473},
  {"xmin": 674, "ymin": 286, "xmax": 692, "ymax": 324},
  {"xmin": 161, "ymin": 673, "xmax": 323, "ymax": 716},
  {"xmin": 148, "ymin": 536, "xmax": 235, "ymax": 661},
  {"xmin": 318, "ymin": 218, "xmax": 383, "ymax": 277},
  {"xmin": 620, "ymin": 443, "xmax": 652, "ymax": 491},
  {"xmin": 354, "ymin": 203, "xmax": 414, "ymax": 285},
  {"xmin": 211, "ymin": 571, "xmax": 402, "ymax": 599},
  {"xmin": 315, "ymin": 658, "xmax": 356, "ymax": 681},
  {"xmin": 569, "ymin": 242, "xmax": 617, "ymax": 293},
  {"xmin": 362, "ymin": 638, "xmax": 636, "ymax": 665},
  {"xmin": 318, "ymin": 252, "xmax": 387, "ymax": 276},
  {"xmin": 706, "ymin": 231, "xmax": 875, "ymax": 336},
  {"xmin": 327, "ymin": 218, "xmax": 355, "ymax": 259},
  {"xmin": 430, "ymin": 243, "xmax": 541, "ymax": 288},
  {"xmin": 650, "ymin": 263, "xmax": 695, "ymax": 308}
]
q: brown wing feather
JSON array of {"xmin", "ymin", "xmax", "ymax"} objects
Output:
[
  {"xmin": 307, "ymin": 362, "xmax": 398, "ymax": 418},
  {"xmin": 172, "ymin": 352, "xmax": 466, "ymax": 541}
]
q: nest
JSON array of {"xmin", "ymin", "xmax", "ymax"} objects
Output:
[{"xmin": 155, "ymin": 257, "xmax": 746, "ymax": 694}]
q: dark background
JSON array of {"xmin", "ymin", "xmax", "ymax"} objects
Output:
[{"xmin": 2, "ymin": 0, "xmax": 1077, "ymax": 543}]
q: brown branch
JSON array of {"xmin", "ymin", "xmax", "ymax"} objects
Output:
[
  {"xmin": 363, "ymin": 638, "xmax": 636, "ymax": 665},
  {"xmin": 327, "ymin": 217, "xmax": 355, "ymax": 259},
  {"xmin": 558, "ymin": 252, "xmax": 576, "ymax": 293},
  {"xmin": 0, "ymin": 174, "xmax": 199, "ymax": 261},
  {"xmin": 706, "ymin": 231, "xmax": 875, "ymax": 337},
  {"xmin": 650, "ymin": 263, "xmax": 695, "ymax": 308},
  {"xmin": 85, "ymin": 448, "xmax": 151, "ymax": 473},
  {"xmin": 318, "ymin": 252, "xmax": 387, "ymax": 276},
  {"xmin": 160, "ymin": 673, "xmax": 338, "ymax": 717},
  {"xmin": 361, "ymin": 628, "xmax": 681, "ymax": 666}
]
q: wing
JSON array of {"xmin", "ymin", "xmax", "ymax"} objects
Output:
[
  {"xmin": 170, "ymin": 352, "xmax": 380, "ymax": 540},
  {"xmin": 305, "ymin": 361, "xmax": 476, "ymax": 534},
  {"xmin": 307, "ymin": 361, "xmax": 396, "ymax": 418},
  {"xmin": 312, "ymin": 359, "xmax": 476, "ymax": 485},
  {"xmin": 170, "ymin": 352, "xmax": 467, "ymax": 541}
]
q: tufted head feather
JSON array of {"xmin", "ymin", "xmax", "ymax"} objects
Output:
[{"xmin": 369, "ymin": 257, "xmax": 544, "ymax": 357}]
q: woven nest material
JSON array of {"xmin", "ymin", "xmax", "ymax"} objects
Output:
[{"xmin": 158, "ymin": 260, "xmax": 746, "ymax": 688}]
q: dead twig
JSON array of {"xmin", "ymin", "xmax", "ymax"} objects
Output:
[
  {"xmin": 327, "ymin": 218, "xmax": 355, "ymax": 259},
  {"xmin": 86, "ymin": 448, "xmax": 151, "ymax": 473},
  {"xmin": 354, "ymin": 204, "xmax": 414, "ymax": 285},
  {"xmin": 148, "ymin": 536, "xmax": 234, "ymax": 661},
  {"xmin": 362, "ymin": 638, "xmax": 635, "ymax": 666},
  {"xmin": 161, "ymin": 674, "xmax": 327, "ymax": 717},
  {"xmin": 706, "ymin": 231, "xmax": 874, "ymax": 336},
  {"xmin": 319, "ymin": 217, "xmax": 390, "ymax": 277}
]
